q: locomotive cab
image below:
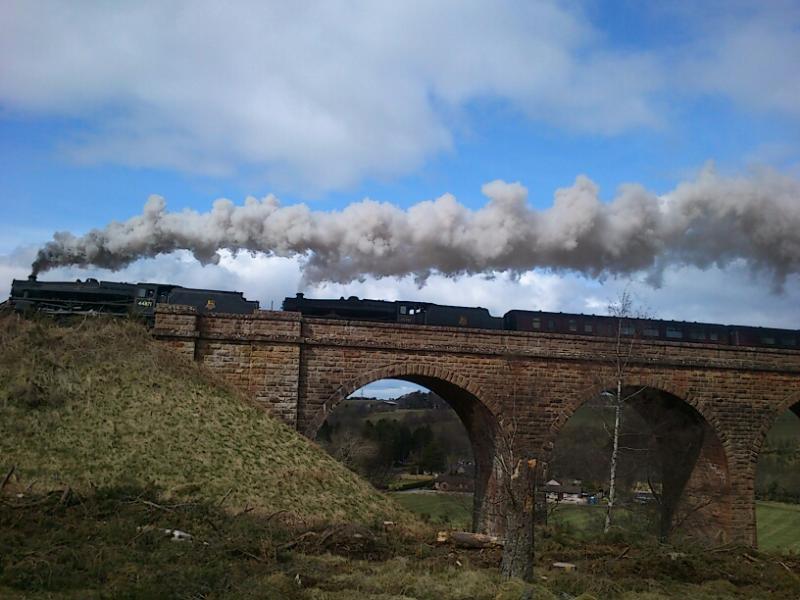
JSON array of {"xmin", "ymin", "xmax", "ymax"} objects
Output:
[{"xmin": 397, "ymin": 303, "xmax": 426, "ymax": 324}]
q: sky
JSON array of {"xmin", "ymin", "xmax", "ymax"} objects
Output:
[{"xmin": 1, "ymin": 1, "xmax": 799, "ymax": 398}]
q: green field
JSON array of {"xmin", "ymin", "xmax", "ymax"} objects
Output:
[
  {"xmin": 757, "ymin": 501, "xmax": 800, "ymax": 552},
  {"xmin": 390, "ymin": 491, "xmax": 472, "ymax": 529},
  {"xmin": 551, "ymin": 501, "xmax": 800, "ymax": 551},
  {"xmin": 393, "ymin": 492, "xmax": 800, "ymax": 552}
]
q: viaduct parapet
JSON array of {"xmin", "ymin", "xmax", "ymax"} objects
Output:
[{"xmin": 154, "ymin": 305, "xmax": 800, "ymax": 545}]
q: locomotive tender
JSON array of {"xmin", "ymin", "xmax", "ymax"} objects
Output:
[{"xmin": 6, "ymin": 279, "xmax": 797, "ymax": 351}]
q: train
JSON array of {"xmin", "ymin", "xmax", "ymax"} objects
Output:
[
  {"xmin": 282, "ymin": 293, "xmax": 799, "ymax": 350},
  {"xmin": 7, "ymin": 276, "xmax": 259, "ymax": 320},
  {"xmin": 6, "ymin": 278, "xmax": 798, "ymax": 350}
]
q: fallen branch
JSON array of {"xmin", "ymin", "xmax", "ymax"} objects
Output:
[
  {"xmin": 58, "ymin": 487, "xmax": 72, "ymax": 505},
  {"xmin": 437, "ymin": 531, "xmax": 503, "ymax": 549},
  {"xmin": 231, "ymin": 548, "xmax": 265, "ymax": 563},
  {"xmin": 0, "ymin": 465, "xmax": 15, "ymax": 493},
  {"xmin": 264, "ymin": 509, "xmax": 289, "ymax": 523},
  {"xmin": 742, "ymin": 553, "xmax": 760, "ymax": 563},
  {"xmin": 217, "ymin": 488, "xmax": 234, "ymax": 507},
  {"xmin": 778, "ymin": 561, "xmax": 798, "ymax": 580},
  {"xmin": 278, "ymin": 531, "xmax": 319, "ymax": 551},
  {"xmin": 137, "ymin": 499, "xmax": 174, "ymax": 512}
]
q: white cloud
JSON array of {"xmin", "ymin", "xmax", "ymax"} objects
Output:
[
  {"xmin": 676, "ymin": 3, "xmax": 800, "ymax": 119},
  {"xmin": 3, "ymin": 3, "xmax": 797, "ymax": 191},
  {"xmin": 0, "ymin": 1, "xmax": 662, "ymax": 191}
]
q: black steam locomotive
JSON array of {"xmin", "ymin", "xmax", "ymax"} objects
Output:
[
  {"xmin": 282, "ymin": 293, "xmax": 800, "ymax": 350},
  {"xmin": 8, "ymin": 277, "xmax": 259, "ymax": 320},
  {"xmin": 281, "ymin": 293, "xmax": 502, "ymax": 329}
]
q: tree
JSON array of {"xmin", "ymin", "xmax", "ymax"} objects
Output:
[
  {"xmin": 492, "ymin": 366, "xmax": 541, "ymax": 583},
  {"xmin": 602, "ymin": 290, "xmax": 649, "ymax": 534},
  {"xmin": 419, "ymin": 439, "xmax": 447, "ymax": 473}
]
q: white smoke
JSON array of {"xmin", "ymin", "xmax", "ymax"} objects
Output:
[{"xmin": 31, "ymin": 166, "xmax": 800, "ymax": 289}]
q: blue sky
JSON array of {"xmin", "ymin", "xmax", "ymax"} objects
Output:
[{"xmin": 2, "ymin": 2, "xmax": 800, "ymax": 398}]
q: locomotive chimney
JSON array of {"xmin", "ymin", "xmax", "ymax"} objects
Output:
[{"xmin": 28, "ymin": 273, "xmax": 37, "ymax": 281}]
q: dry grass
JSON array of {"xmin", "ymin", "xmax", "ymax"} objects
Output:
[
  {"xmin": 0, "ymin": 314, "xmax": 406, "ymax": 525},
  {"xmin": 3, "ymin": 490, "xmax": 798, "ymax": 600}
]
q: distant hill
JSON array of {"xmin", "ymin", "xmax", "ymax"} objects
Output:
[
  {"xmin": 395, "ymin": 390, "xmax": 448, "ymax": 410},
  {"xmin": 0, "ymin": 315, "xmax": 406, "ymax": 524}
]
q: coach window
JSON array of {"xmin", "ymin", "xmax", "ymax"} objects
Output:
[
  {"xmin": 709, "ymin": 332, "xmax": 719, "ymax": 341},
  {"xmin": 532, "ymin": 317, "xmax": 541, "ymax": 330},
  {"xmin": 547, "ymin": 319, "xmax": 555, "ymax": 331},
  {"xmin": 689, "ymin": 330, "xmax": 706, "ymax": 341},
  {"xmin": 666, "ymin": 326, "xmax": 683, "ymax": 339},
  {"xmin": 399, "ymin": 306, "xmax": 407, "ymax": 315},
  {"xmin": 761, "ymin": 336, "xmax": 776, "ymax": 345},
  {"xmin": 621, "ymin": 324, "xmax": 635, "ymax": 336},
  {"xmin": 584, "ymin": 323, "xmax": 593, "ymax": 333},
  {"xmin": 781, "ymin": 337, "xmax": 797, "ymax": 347},
  {"xmin": 568, "ymin": 319, "xmax": 577, "ymax": 332},
  {"xmin": 644, "ymin": 327, "xmax": 659, "ymax": 337}
]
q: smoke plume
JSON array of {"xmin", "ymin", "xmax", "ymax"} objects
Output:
[{"xmin": 31, "ymin": 166, "xmax": 800, "ymax": 288}]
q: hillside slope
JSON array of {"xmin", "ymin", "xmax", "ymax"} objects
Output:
[{"xmin": 0, "ymin": 314, "xmax": 404, "ymax": 524}]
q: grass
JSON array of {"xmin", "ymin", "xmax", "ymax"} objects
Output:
[
  {"xmin": 757, "ymin": 501, "xmax": 800, "ymax": 553},
  {"xmin": 390, "ymin": 491, "xmax": 472, "ymax": 529},
  {"xmin": 3, "ymin": 488, "xmax": 800, "ymax": 599},
  {"xmin": 0, "ymin": 314, "xmax": 406, "ymax": 525}
]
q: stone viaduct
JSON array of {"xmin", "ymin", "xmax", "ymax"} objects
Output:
[{"xmin": 154, "ymin": 305, "xmax": 800, "ymax": 546}]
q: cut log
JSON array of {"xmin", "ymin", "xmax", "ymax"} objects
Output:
[{"xmin": 437, "ymin": 531, "xmax": 503, "ymax": 548}]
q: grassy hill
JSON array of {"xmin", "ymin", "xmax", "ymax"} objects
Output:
[{"xmin": 0, "ymin": 314, "xmax": 404, "ymax": 525}]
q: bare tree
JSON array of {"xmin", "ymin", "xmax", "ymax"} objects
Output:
[
  {"xmin": 492, "ymin": 363, "xmax": 543, "ymax": 582},
  {"xmin": 603, "ymin": 290, "xmax": 649, "ymax": 534}
]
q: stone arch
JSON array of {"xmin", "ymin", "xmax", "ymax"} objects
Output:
[
  {"xmin": 305, "ymin": 360, "xmax": 497, "ymax": 438},
  {"xmin": 750, "ymin": 388, "xmax": 800, "ymax": 547},
  {"xmin": 544, "ymin": 376, "xmax": 731, "ymax": 458},
  {"xmin": 544, "ymin": 378, "xmax": 733, "ymax": 543},
  {"xmin": 750, "ymin": 389, "xmax": 800, "ymax": 460},
  {"xmin": 305, "ymin": 359, "xmax": 501, "ymax": 534}
]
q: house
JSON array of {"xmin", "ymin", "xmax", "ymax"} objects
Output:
[
  {"xmin": 544, "ymin": 479, "xmax": 585, "ymax": 504},
  {"xmin": 434, "ymin": 473, "xmax": 474, "ymax": 493}
]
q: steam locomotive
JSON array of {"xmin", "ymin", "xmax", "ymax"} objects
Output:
[
  {"xmin": 282, "ymin": 293, "xmax": 800, "ymax": 350},
  {"xmin": 6, "ymin": 278, "xmax": 798, "ymax": 350},
  {"xmin": 7, "ymin": 276, "xmax": 259, "ymax": 320}
]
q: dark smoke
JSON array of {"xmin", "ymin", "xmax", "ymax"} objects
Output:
[{"xmin": 31, "ymin": 166, "xmax": 800, "ymax": 288}]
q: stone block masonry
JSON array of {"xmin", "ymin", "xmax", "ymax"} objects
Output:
[{"xmin": 153, "ymin": 306, "xmax": 800, "ymax": 545}]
